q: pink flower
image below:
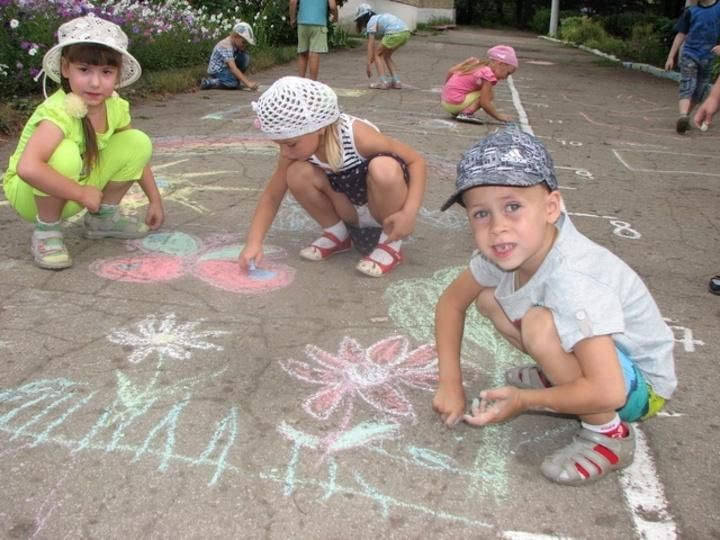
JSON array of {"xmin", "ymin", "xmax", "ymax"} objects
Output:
[{"xmin": 281, "ymin": 336, "xmax": 437, "ymax": 420}]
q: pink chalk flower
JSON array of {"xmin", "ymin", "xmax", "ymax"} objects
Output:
[{"xmin": 281, "ymin": 335, "xmax": 438, "ymax": 420}]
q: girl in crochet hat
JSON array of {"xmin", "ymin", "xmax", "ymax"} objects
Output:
[
  {"xmin": 2, "ymin": 14, "xmax": 164, "ymax": 270},
  {"xmin": 440, "ymin": 44, "xmax": 518, "ymax": 123},
  {"xmin": 240, "ymin": 76, "xmax": 426, "ymax": 277}
]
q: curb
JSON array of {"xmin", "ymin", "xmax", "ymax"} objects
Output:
[{"xmin": 538, "ymin": 35, "xmax": 680, "ymax": 82}]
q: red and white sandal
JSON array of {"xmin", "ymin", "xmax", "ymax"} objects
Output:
[
  {"xmin": 299, "ymin": 231, "xmax": 351, "ymax": 261},
  {"xmin": 355, "ymin": 242, "xmax": 403, "ymax": 277}
]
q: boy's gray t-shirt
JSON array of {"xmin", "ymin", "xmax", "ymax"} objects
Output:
[{"xmin": 469, "ymin": 213, "xmax": 677, "ymax": 399}]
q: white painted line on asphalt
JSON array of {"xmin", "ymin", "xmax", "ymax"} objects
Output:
[
  {"xmin": 619, "ymin": 426, "xmax": 678, "ymax": 539},
  {"xmin": 611, "ymin": 149, "xmax": 720, "ymax": 177},
  {"xmin": 507, "ymin": 76, "xmax": 533, "ymax": 135}
]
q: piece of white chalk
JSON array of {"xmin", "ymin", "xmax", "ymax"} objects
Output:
[
  {"xmin": 248, "ymin": 259, "xmax": 256, "ymax": 271},
  {"xmin": 700, "ymin": 122, "xmax": 709, "ymax": 132},
  {"xmin": 471, "ymin": 397, "xmax": 480, "ymax": 410}
]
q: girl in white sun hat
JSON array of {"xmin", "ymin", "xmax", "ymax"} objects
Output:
[
  {"xmin": 2, "ymin": 14, "xmax": 164, "ymax": 270},
  {"xmin": 240, "ymin": 76, "xmax": 426, "ymax": 277}
]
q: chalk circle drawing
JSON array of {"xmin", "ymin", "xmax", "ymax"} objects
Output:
[{"xmin": 89, "ymin": 231, "xmax": 295, "ymax": 294}]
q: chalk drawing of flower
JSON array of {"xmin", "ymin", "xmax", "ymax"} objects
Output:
[
  {"xmin": 281, "ymin": 335, "xmax": 437, "ymax": 420},
  {"xmin": 107, "ymin": 313, "xmax": 228, "ymax": 364}
]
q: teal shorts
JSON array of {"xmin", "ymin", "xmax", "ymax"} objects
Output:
[{"xmin": 616, "ymin": 348, "xmax": 665, "ymax": 422}]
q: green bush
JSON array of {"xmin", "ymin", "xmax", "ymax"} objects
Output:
[
  {"xmin": 603, "ymin": 12, "xmax": 652, "ymax": 39},
  {"xmin": 530, "ymin": 7, "xmax": 550, "ymax": 35},
  {"xmin": 558, "ymin": 16, "xmax": 609, "ymax": 44},
  {"xmin": 626, "ymin": 23, "xmax": 667, "ymax": 65}
]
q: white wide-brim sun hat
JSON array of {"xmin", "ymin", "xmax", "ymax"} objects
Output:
[{"xmin": 42, "ymin": 14, "xmax": 142, "ymax": 88}]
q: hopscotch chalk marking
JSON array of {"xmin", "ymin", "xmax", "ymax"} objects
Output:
[
  {"xmin": 612, "ymin": 148, "xmax": 720, "ymax": 178},
  {"xmin": 567, "ymin": 212, "xmax": 641, "ymax": 239},
  {"xmin": 664, "ymin": 318, "xmax": 703, "ymax": 352}
]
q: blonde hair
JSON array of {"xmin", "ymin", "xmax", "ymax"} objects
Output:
[
  {"xmin": 454, "ymin": 58, "xmax": 491, "ymax": 75},
  {"xmin": 320, "ymin": 120, "xmax": 343, "ymax": 172}
]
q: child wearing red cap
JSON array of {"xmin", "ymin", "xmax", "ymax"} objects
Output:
[{"xmin": 441, "ymin": 45, "xmax": 518, "ymax": 123}]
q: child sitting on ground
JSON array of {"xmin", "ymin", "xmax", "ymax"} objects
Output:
[
  {"xmin": 201, "ymin": 22, "xmax": 259, "ymax": 91},
  {"xmin": 2, "ymin": 14, "xmax": 164, "ymax": 270},
  {"xmin": 239, "ymin": 76, "xmax": 426, "ymax": 277},
  {"xmin": 433, "ymin": 127, "xmax": 676, "ymax": 485},
  {"xmin": 354, "ymin": 3, "xmax": 411, "ymax": 89},
  {"xmin": 441, "ymin": 45, "xmax": 518, "ymax": 123}
]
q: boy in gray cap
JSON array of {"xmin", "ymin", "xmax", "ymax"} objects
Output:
[
  {"xmin": 433, "ymin": 127, "xmax": 677, "ymax": 486},
  {"xmin": 201, "ymin": 22, "xmax": 259, "ymax": 90}
]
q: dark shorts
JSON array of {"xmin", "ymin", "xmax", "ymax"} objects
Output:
[{"xmin": 326, "ymin": 153, "xmax": 409, "ymax": 254}]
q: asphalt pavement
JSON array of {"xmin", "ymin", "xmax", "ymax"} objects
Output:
[{"xmin": 0, "ymin": 27, "xmax": 718, "ymax": 539}]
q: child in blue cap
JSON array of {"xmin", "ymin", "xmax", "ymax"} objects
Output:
[{"xmin": 432, "ymin": 127, "xmax": 677, "ymax": 486}]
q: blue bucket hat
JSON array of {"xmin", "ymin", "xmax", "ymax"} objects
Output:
[{"xmin": 441, "ymin": 127, "xmax": 558, "ymax": 211}]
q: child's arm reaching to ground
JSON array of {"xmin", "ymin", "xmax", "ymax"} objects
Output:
[
  {"xmin": 238, "ymin": 156, "xmax": 292, "ymax": 270},
  {"xmin": 353, "ymin": 120, "xmax": 426, "ymax": 240},
  {"xmin": 433, "ymin": 269, "xmax": 485, "ymax": 426},
  {"xmin": 16, "ymin": 120, "xmax": 103, "ymax": 212},
  {"xmin": 464, "ymin": 334, "xmax": 627, "ymax": 426},
  {"xmin": 476, "ymin": 82, "xmax": 512, "ymax": 123},
  {"xmin": 137, "ymin": 165, "xmax": 164, "ymax": 230},
  {"xmin": 365, "ymin": 36, "xmax": 377, "ymax": 78}
]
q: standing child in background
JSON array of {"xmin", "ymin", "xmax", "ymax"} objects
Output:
[
  {"xmin": 354, "ymin": 4, "xmax": 411, "ymax": 89},
  {"xmin": 433, "ymin": 128, "xmax": 676, "ymax": 485},
  {"xmin": 694, "ymin": 76, "xmax": 720, "ymax": 295},
  {"xmin": 289, "ymin": 0, "xmax": 338, "ymax": 81},
  {"xmin": 201, "ymin": 22, "xmax": 259, "ymax": 90},
  {"xmin": 239, "ymin": 76, "xmax": 426, "ymax": 277},
  {"xmin": 664, "ymin": 0, "xmax": 720, "ymax": 133},
  {"xmin": 2, "ymin": 14, "xmax": 164, "ymax": 270},
  {"xmin": 441, "ymin": 45, "xmax": 518, "ymax": 123}
]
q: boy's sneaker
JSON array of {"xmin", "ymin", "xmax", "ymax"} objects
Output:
[
  {"xmin": 32, "ymin": 226, "xmax": 72, "ymax": 270},
  {"xmin": 541, "ymin": 422, "xmax": 635, "ymax": 486},
  {"xmin": 84, "ymin": 208, "xmax": 149, "ymax": 240},
  {"xmin": 676, "ymin": 115, "xmax": 690, "ymax": 133},
  {"xmin": 709, "ymin": 274, "xmax": 720, "ymax": 295},
  {"xmin": 200, "ymin": 78, "xmax": 218, "ymax": 90}
]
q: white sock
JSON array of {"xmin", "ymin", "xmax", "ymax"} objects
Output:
[
  {"xmin": 368, "ymin": 232, "xmax": 402, "ymax": 265},
  {"xmin": 582, "ymin": 413, "xmax": 621, "ymax": 434},
  {"xmin": 36, "ymin": 217, "xmax": 61, "ymax": 227},
  {"xmin": 312, "ymin": 221, "xmax": 349, "ymax": 249}
]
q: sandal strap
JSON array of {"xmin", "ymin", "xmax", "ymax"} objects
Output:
[
  {"xmin": 372, "ymin": 242, "xmax": 402, "ymax": 264},
  {"xmin": 356, "ymin": 242, "xmax": 403, "ymax": 277},
  {"xmin": 541, "ymin": 424, "xmax": 635, "ymax": 485},
  {"xmin": 312, "ymin": 230, "xmax": 344, "ymax": 249}
]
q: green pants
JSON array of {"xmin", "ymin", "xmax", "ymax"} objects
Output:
[{"xmin": 4, "ymin": 129, "xmax": 152, "ymax": 222}]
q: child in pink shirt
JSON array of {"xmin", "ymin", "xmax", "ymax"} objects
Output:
[{"xmin": 441, "ymin": 45, "xmax": 518, "ymax": 123}]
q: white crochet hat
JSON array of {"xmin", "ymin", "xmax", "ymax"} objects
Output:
[
  {"xmin": 42, "ymin": 14, "xmax": 142, "ymax": 88},
  {"xmin": 252, "ymin": 76, "xmax": 340, "ymax": 139},
  {"xmin": 232, "ymin": 22, "xmax": 255, "ymax": 45}
]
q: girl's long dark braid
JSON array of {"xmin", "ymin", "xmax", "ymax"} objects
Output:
[{"xmin": 59, "ymin": 44, "xmax": 122, "ymax": 175}]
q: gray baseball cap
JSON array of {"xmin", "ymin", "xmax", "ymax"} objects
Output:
[{"xmin": 441, "ymin": 127, "xmax": 558, "ymax": 211}]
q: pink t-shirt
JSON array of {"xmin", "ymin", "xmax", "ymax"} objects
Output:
[{"xmin": 441, "ymin": 65, "xmax": 497, "ymax": 105}]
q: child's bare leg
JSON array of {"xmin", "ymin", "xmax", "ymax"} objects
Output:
[
  {"xmin": 474, "ymin": 288, "xmax": 523, "ymax": 349},
  {"xmin": 366, "ymin": 156, "xmax": 406, "ymax": 220},
  {"xmin": 307, "ymin": 52, "xmax": 320, "ymax": 81},
  {"xmin": 297, "ymin": 52, "xmax": 309, "ymax": 78},
  {"xmin": 32, "ymin": 195, "xmax": 71, "ymax": 269},
  {"xmin": 101, "ymin": 180, "xmax": 134, "ymax": 204},
  {"xmin": 384, "ymin": 48, "xmax": 399, "ymax": 78},
  {"xmin": 356, "ymin": 156, "xmax": 407, "ymax": 275},
  {"xmin": 287, "ymin": 161, "xmax": 355, "ymax": 260},
  {"xmin": 35, "ymin": 195, "xmax": 66, "ymax": 222},
  {"xmin": 520, "ymin": 307, "xmax": 617, "ymax": 425}
]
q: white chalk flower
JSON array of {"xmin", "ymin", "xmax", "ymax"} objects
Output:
[
  {"xmin": 63, "ymin": 92, "xmax": 88, "ymax": 119},
  {"xmin": 107, "ymin": 313, "xmax": 228, "ymax": 364}
]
